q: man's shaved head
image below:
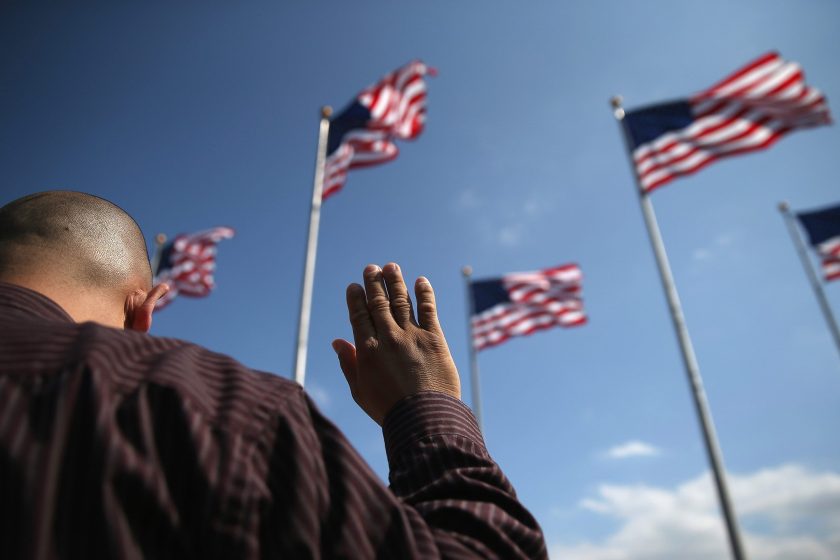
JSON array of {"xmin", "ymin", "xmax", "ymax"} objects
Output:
[{"xmin": 0, "ymin": 191, "xmax": 152, "ymax": 293}]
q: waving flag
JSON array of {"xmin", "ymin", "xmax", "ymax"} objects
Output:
[
  {"xmin": 623, "ymin": 52, "xmax": 831, "ymax": 192},
  {"xmin": 469, "ymin": 264, "xmax": 586, "ymax": 351},
  {"xmin": 797, "ymin": 203, "xmax": 840, "ymax": 282},
  {"xmin": 153, "ymin": 227, "xmax": 235, "ymax": 310},
  {"xmin": 323, "ymin": 60, "xmax": 436, "ymax": 200}
]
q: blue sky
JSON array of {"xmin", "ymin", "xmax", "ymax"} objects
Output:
[{"xmin": 2, "ymin": 2, "xmax": 839, "ymax": 557}]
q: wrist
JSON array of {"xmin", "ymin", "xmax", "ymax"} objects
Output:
[{"xmin": 382, "ymin": 392, "xmax": 483, "ymax": 468}]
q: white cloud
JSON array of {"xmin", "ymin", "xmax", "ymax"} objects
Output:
[
  {"xmin": 692, "ymin": 248, "xmax": 712, "ymax": 261},
  {"xmin": 307, "ymin": 383, "xmax": 331, "ymax": 410},
  {"xmin": 498, "ymin": 225, "xmax": 523, "ymax": 247},
  {"xmin": 550, "ymin": 464, "xmax": 840, "ymax": 560},
  {"xmin": 456, "ymin": 188, "xmax": 481, "ymax": 209},
  {"xmin": 716, "ymin": 233, "xmax": 733, "ymax": 246},
  {"xmin": 605, "ymin": 440, "xmax": 661, "ymax": 459},
  {"xmin": 691, "ymin": 231, "xmax": 737, "ymax": 263},
  {"xmin": 522, "ymin": 193, "xmax": 550, "ymax": 217},
  {"xmin": 523, "ymin": 199, "xmax": 541, "ymax": 216}
]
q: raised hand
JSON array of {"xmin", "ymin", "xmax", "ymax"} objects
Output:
[{"xmin": 332, "ymin": 263, "xmax": 461, "ymax": 425}]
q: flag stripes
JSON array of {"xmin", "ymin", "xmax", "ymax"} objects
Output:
[
  {"xmin": 817, "ymin": 237, "xmax": 840, "ymax": 281},
  {"xmin": 470, "ymin": 264, "xmax": 586, "ymax": 351},
  {"xmin": 628, "ymin": 52, "xmax": 831, "ymax": 192},
  {"xmin": 153, "ymin": 227, "xmax": 235, "ymax": 310},
  {"xmin": 323, "ymin": 60, "xmax": 436, "ymax": 200}
]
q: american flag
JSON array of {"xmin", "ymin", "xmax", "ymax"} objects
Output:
[
  {"xmin": 623, "ymin": 52, "xmax": 832, "ymax": 193},
  {"xmin": 153, "ymin": 226, "xmax": 235, "ymax": 310},
  {"xmin": 469, "ymin": 264, "xmax": 586, "ymax": 351},
  {"xmin": 797, "ymin": 203, "xmax": 840, "ymax": 282},
  {"xmin": 323, "ymin": 60, "xmax": 436, "ymax": 200}
]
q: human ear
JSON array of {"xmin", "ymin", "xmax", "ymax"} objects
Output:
[{"xmin": 124, "ymin": 283, "xmax": 169, "ymax": 332}]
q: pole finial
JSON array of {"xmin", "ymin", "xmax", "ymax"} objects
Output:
[
  {"xmin": 155, "ymin": 233, "xmax": 167, "ymax": 246},
  {"xmin": 462, "ymin": 265, "xmax": 473, "ymax": 277},
  {"xmin": 321, "ymin": 105, "xmax": 333, "ymax": 119},
  {"xmin": 778, "ymin": 201, "xmax": 790, "ymax": 213},
  {"xmin": 611, "ymin": 95, "xmax": 625, "ymax": 120}
]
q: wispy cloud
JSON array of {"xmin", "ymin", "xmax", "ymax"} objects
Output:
[
  {"xmin": 307, "ymin": 383, "xmax": 331, "ymax": 410},
  {"xmin": 551, "ymin": 464, "xmax": 840, "ymax": 559},
  {"xmin": 692, "ymin": 231, "xmax": 737, "ymax": 263},
  {"xmin": 452, "ymin": 188, "xmax": 551, "ymax": 250},
  {"xmin": 715, "ymin": 233, "xmax": 733, "ymax": 247},
  {"xmin": 498, "ymin": 225, "xmax": 523, "ymax": 247},
  {"xmin": 692, "ymin": 248, "xmax": 712, "ymax": 261},
  {"xmin": 457, "ymin": 188, "xmax": 481, "ymax": 209},
  {"xmin": 605, "ymin": 440, "xmax": 661, "ymax": 459}
]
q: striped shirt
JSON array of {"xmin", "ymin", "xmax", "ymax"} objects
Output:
[{"xmin": 0, "ymin": 282, "xmax": 545, "ymax": 559}]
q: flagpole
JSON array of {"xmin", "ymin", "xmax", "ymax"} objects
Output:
[
  {"xmin": 293, "ymin": 106, "xmax": 332, "ymax": 386},
  {"xmin": 151, "ymin": 233, "xmax": 167, "ymax": 278},
  {"xmin": 779, "ymin": 201, "xmax": 840, "ymax": 357},
  {"xmin": 611, "ymin": 96, "xmax": 747, "ymax": 560},
  {"xmin": 462, "ymin": 266, "xmax": 484, "ymax": 432}
]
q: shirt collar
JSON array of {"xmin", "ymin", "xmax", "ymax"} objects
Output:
[{"xmin": 0, "ymin": 281, "xmax": 75, "ymax": 323}]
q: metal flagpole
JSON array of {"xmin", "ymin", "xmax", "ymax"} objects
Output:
[
  {"xmin": 151, "ymin": 233, "xmax": 167, "ymax": 278},
  {"xmin": 611, "ymin": 96, "xmax": 747, "ymax": 560},
  {"xmin": 779, "ymin": 201, "xmax": 840, "ymax": 357},
  {"xmin": 293, "ymin": 106, "xmax": 333, "ymax": 386},
  {"xmin": 462, "ymin": 266, "xmax": 484, "ymax": 432}
]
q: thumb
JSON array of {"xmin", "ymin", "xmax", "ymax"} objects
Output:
[{"xmin": 331, "ymin": 339, "xmax": 358, "ymax": 388}]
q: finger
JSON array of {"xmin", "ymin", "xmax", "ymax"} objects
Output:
[
  {"xmin": 414, "ymin": 277, "xmax": 441, "ymax": 332},
  {"xmin": 363, "ymin": 264, "xmax": 397, "ymax": 333},
  {"xmin": 346, "ymin": 283, "xmax": 376, "ymax": 343},
  {"xmin": 331, "ymin": 339, "xmax": 358, "ymax": 389},
  {"xmin": 382, "ymin": 263, "xmax": 416, "ymax": 327}
]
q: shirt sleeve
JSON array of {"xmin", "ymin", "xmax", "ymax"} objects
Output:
[
  {"xmin": 383, "ymin": 392, "xmax": 547, "ymax": 559},
  {"xmin": 258, "ymin": 388, "xmax": 547, "ymax": 559}
]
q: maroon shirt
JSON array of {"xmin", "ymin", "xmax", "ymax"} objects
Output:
[{"xmin": 0, "ymin": 282, "xmax": 546, "ymax": 559}]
